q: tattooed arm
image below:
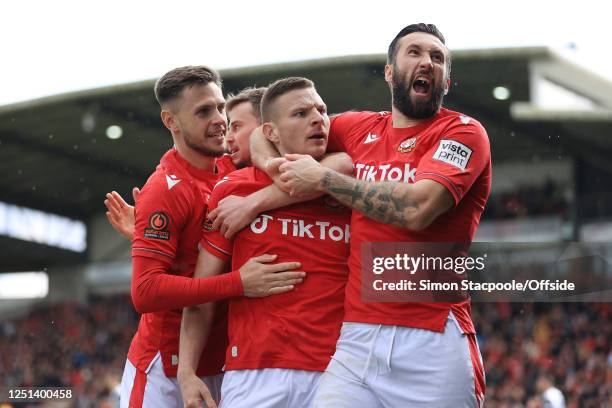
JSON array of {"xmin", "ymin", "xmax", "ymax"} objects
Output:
[
  {"xmin": 279, "ymin": 154, "xmax": 453, "ymax": 230},
  {"xmin": 320, "ymin": 170, "xmax": 452, "ymax": 230}
]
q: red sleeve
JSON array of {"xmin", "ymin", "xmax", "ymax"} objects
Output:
[
  {"xmin": 415, "ymin": 117, "xmax": 491, "ymax": 205},
  {"xmin": 130, "ymin": 173, "xmax": 242, "ymax": 313},
  {"xmin": 200, "ymin": 176, "xmax": 234, "ymax": 261},
  {"xmin": 131, "ymin": 256, "xmax": 243, "ymax": 313},
  {"xmin": 131, "ymin": 174, "xmax": 190, "ymax": 262}
]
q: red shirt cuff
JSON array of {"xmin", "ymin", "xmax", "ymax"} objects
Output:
[{"xmin": 227, "ymin": 270, "xmax": 244, "ymax": 297}]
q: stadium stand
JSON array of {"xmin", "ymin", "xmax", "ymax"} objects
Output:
[
  {"xmin": 1, "ymin": 48, "xmax": 612, "ymax": 407},
  {"xmin": 0, "ymin": 297, "xmax": 609, "ymax": 407}
]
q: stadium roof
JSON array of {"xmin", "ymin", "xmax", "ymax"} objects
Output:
[{"xmin": 1, "ymin": 46, "xmax": 612, "ymax": 270}]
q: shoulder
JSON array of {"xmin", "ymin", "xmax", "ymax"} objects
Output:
[
  {"xmin": 331, "ymin": 111, "xmax": 391, "ymax": 148},
  {"xmin": 425, "ymin": 109, "xmax": 490, "ymax": 156},
  {"xmin": 332, "ymin": 110, "xmax": 389, "ymax": 128},
  {"xmin": 213, "ymin": 167, "xmax": 254, "ymax": 190},
  {"xmin": 436, "ymin": 109, "xmax": 488, "ymax": 139},
  {"xmin": 211, "ymin": 167, "xmax": 269, "ymax": 200},
  {"xmin": 216, "ymin": 154, "xmax": 237, "ymax": 177},
  {"xmin": 140, "ymin": 166, "xmax": 194, "ymax": 205}
]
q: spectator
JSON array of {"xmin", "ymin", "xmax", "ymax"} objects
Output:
[
  {"xmin": 536, "ymin": 373, "xmax": 566, "ymax": 408},
  {"xmin": 0, "ymin": 296, "xmax": 609, "ymax": 407}
]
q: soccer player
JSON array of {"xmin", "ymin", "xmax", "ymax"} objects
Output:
[
  {"xmin": 225, "ymin": 87, "xmax": 266, "ymax": 169},
  {"xmin": 118, "ymin": 66, "xmax": 304, "ymax": 408},
  {"xmin": 177, "ymin": 77, "xmax": 352, "ymax": 408},
  {"xmin": 103, "ymin": 87, "xmax": 265, "ymax": 240},
  {"xmin": 236, "ymin": 24, "xmax": 490, "ymax": 407}
]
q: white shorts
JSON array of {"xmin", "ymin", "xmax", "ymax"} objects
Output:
[
  {"xmin": 313, "ymin": 313, "xmax": 485, "ymax": 408},
  {"xmin": 220, "ymin": 368, "xmax": 321, "ymax": 408},
  {"xmin": 119, "ymin": 352, "xmax": 223, "ymax": 408}
]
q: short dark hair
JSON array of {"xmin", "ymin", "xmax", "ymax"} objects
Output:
[
  {"xmin": 387, "ymin": 24, "xmax": 449, "ymax": 70},
  {"xmin": 261, "ymin": 77, "xmax": 314, "ymax": 122},
  {"xmin": 154, "ymin": 65, "xmax": 222, "ymax": 107},
  {"xmin": 226, "ymin": 87, "xmax": 266, "ymax": 124}
]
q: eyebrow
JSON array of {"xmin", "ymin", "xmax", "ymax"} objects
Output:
[
  {"xmin": 291, "ymin": 101, "xmax": 326, "ymax": 111},
  {"xmin": 290, "ymin": 104, "xmax": 309, "ymax": 113},
  {"xmin": 407, "ymin": 43, "xmax": 445, "ymax": 55},
  {"xmin": 194, "ymin": 100, "xmax": 225, "ymax": 113}
]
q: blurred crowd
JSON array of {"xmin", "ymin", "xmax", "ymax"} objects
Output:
[
  {"xmin": 0, "ymin": 295, "xmax": 137, "ymax": 407},
  {"xmin": 484, "ymin": 179, "xmax": 569, "ymax": 220},
  {"xmin": 474, "ymin": 302, "xmax": 610, "ymax": 407},
  {"xmin": 0, "ymin": 296, "xmax": 609, "ymax": 407}
]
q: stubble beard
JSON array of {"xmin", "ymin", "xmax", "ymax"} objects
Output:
[{"xmin": 183, "ymin": 129, "xmax": 225, "ymax": 158}]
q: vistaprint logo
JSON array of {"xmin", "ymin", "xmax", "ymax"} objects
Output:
[{"xmin": 432, "ymin": 140, "xmax": 473, "ymax": 170}]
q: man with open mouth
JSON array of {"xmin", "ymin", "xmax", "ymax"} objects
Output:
[{"xmin": 237, "ymin": 23, "xmax": 491, "ymax": 407}]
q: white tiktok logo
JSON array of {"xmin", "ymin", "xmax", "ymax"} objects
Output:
[
  {"xmin": 249, "ymin": 215, "xmax": 350, "ymax": 243},
  {"xmin": 354, "ymin": 163, "xmax": 416, "ymax": 183}
]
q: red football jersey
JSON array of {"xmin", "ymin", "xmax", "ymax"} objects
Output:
[
  {"xmin": 128, "ymin": 148, "xmax": 235, "ymax": 377},
  {"xmin": 216, "ymin": 153, "xmax": 236, "ymax": 177},
  {"xmin": 328, "ymin": 109, "xmax": 492, "ymax": 333},
  {"xmin": 202, "ymin": 167, "xmax": 351, "ymax": 371}
]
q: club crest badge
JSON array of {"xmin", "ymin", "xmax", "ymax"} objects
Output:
[
  {"xmin": 398, "ymin": 136, "xmax": 417, "ymax": 153},
  {"xmin": 203, "ymin": 206, "xmax": 214, "ymax": 232}
]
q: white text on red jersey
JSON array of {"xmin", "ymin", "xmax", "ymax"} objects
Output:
[
  {"xmin": 354, "ymin": 163, "xmax": 416, "ymax": 183},
  {"xmin": 250, "ymin": 215, "xmax": 350, "ymax": 243}
]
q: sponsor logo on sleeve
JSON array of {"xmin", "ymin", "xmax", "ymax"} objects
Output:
[
  {"xmin": 459, "ymin": 115, "xmax": 471, "ymax": 125},
  {"xmin": 432, "ymin": 139, "xmax": 473, "ymax": 171},
  {"xmin": 144, "ymin": 211, "xmax": 170, "ymax": 240},
  {"xmin": 397, "ymin": 136, "xmax": 417, "ymax": 153}
]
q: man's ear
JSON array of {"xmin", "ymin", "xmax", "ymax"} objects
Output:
[
  {"xmin": 262, "ymin": 122, "xmax": 279, "ymax": 144},
  {"xmin": 160, "ymin": 109, "xmax": 177, "ymax": 133},
  {"xmin": 444, "ymin": 77, "xmax": 451, "ymax": 95},
  {"xmin": 384, "ymin": 64, "xmax": 393, "ymax": 85}
]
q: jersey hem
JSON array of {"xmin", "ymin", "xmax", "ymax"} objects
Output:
[
  {"xmin": 224, "ymin": 359, "xmax": 327, "ymax": 372},
  {"xmin": 343, "ymin": 311, "xmax": 449, "ymax": 333}
]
